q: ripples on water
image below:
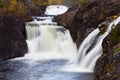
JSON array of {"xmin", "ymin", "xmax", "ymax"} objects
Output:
[{"xmin": 0, "ymin": 59, "xmax": 94, "ymax": 80}]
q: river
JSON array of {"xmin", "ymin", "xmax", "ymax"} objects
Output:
[{"xmin": 0, "ymin": 59, "xmax": 94, "ymax": 80}]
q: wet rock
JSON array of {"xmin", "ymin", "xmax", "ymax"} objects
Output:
[
  {"xmin": 54, "ymin": 0, "xmax": 120, "ymax": 79},
  {"xmin": 0, "ymin": 5, "xmax": 46, "ymax": 60},
  {"xmin": 27, "ymin": 6, "xmax": 46, "ymax": 16},
  {"xmin": 0, "ymin": 16, "xmax": 28, "ymax": 60},
  {"xmin": 54, "ymin": 0, "xmax": 120, "ymax": 48},
  {"xmin": 94, "ymin": 45, "xmax": 120, "ymax": 80},
  {"xmin": 54, "ymin": 5, "xmax": 91, "ymax": 47},
  {"xmin": 94, "ymin": 24, "xmax": 120, "ymax": 80}
]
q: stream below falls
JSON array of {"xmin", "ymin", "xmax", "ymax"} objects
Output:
[
  {"xmin": 0, "ymin": 59, "xmax": 94, "ymax": 80},
  {"xmin": 0, "ymin": 5, "xmax": 120, "ymax": 80}
]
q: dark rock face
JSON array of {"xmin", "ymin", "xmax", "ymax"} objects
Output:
[
  {"xmin": 0, "ymin": 5, "xmax": 46, "ymax": 60},
  {"xmin": 95, "ymin": 49, "xmax": 120, "ymax": 80},
  {"xmin": 95, "ymin": 50, "xmax": 120, "ymax": 80},
  {"xmin": 27, "ymin": 6, "xmax": 46, "ymax": 16},
  {"xmin": 94, "ymin": 24, "xmax": 120, "ymax": 80},
  {"xmin": 54, "ymin": 0, "xmax": 120, "ymax": 47},
  {"xmin": 54, "ymin": 5, "xmax": 95, "ymax": 47},
  {"xmin": 0, "ymin": 16, "xmax": 28, "ymax": 60},
  {"xmin": 62, "ymin": 0, "xmax": 78, "ymax": 6},
  {"xmin": 54, "ymin": 0, "xmax": 120, "ymax": 79}
]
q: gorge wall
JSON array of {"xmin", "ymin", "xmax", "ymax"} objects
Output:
[
  {"xmin": 0, "ymin": 0, "xmax": 120, "ymax": 79},
  {"xmin": 94, "ymin": 24, "xmax": 120, "ymax": 80},
  {"xmin": 54, "ymin": 0, "xmax": 120, "ymax": 80},
  {"xmin": 54, "ymin": 0, "xmax": 120, "ymax": 47},
  {"xmin": 0, "ymin": 16, "xmax": 28, "ymax": 60},
  {"xmin": 0, "ymin": 5, "xmax": 46, "ymax": 60}
]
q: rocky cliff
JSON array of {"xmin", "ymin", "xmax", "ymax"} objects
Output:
[
  {"xmin": 54, "ymin": 0, "xmax": 120, "ymax": 47},
  {"xmin": 0, "ymin": 16, "xmax": 28, "ymax": 60},
  {"xmin": 54, "ymin": 0, "xmax": 120, "ymax": 80},
  {"xmin": 0, "ymin": 6, "xmax": 46, "ymax": 60},
  {"xmin": 94, "ymin": 23, "xmax": 120, "ymax": 80}
]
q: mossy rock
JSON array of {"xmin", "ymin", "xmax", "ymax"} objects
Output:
[
  {"xmin": 109, "ymin": 26, "xmax": 120, "ymax": 46},
  {"xmin": 114, "ymin": 47, "xmax": 120, "ymax": 54}
]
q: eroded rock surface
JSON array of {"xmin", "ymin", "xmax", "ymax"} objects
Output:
[
  {"xmin": 54, "ymin": 0, "xmax": 120, "ymax": 47},
  {"xmin": 0, "ymin": 16, "xmax": 28, "ymax": 60},
  {"xmin": 94, "ymin": 24, "xmax": 120, "ymax": 80},
  {"xmin": 54, "ymin": 0, "xmax": 120, "ymax": 80}
]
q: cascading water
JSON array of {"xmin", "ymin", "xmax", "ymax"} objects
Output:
[
  {"xmin": 25, "ymin": 14, "xmax": 120, "ymax": 72},
  {"xmin": 60, "ymin": 17, "xmax": 120, "ymax": 72},
  {"xmin": 8, "ymin": 4, "xmax": 120, "ymax": 73},
  {"xmin": 25, "ymin": 19, "xmax": 77, "ymax": 62},
  {"xmin": 77, "ymin": 28, "xmax": 100, "ymax": 63},
  {"xmin": 77, "ymin": 16, "xmax": 120, "ymax": 71},
  {"xmin": 26, "ymin": 19, "xmax": 40, "ymax": 40},
  {"xmin": 1, "ymin": 5, "xmax": 120, "ymax": 80}
]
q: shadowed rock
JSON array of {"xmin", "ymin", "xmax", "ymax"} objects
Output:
[
  {"xmin": 54, "ymin": 0, "xmax": 120, "ymax": 47},
  {"xmin": 0, "ymin": 16, "xmax": 28, "ymax": 60},
  {"xmin": 54, "ymin": 0, "xmax": 120, "ymax": 80}
]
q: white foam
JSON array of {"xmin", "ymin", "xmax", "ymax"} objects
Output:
[
  {"xmin": 60, "ymin": 65, "xmax": 93, "ymax": 73},
  {"xmin": 45, "ymin": 5, "xmax": 68, "ymax": 16}
]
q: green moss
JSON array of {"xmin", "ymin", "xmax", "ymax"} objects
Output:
[
  {"xmin": 99, "ymin": 21, "xmax": 109, "ymax": 35},
  {"xmin": 78, "ymin": 0, "xmax": 88, "ymax": 7},
  {"xmin": 114, "ymin": 47, "xmax": 120, "ymax": 54},
  {"xmin": 32, "ymin": 0, "xmax": 49, "ymax": 6},
  {"xmin": 109, "ymin": 26, "xmax": 120, "ymax": 45},
  {"xmin": 100, "ymin": 6, "xmax": 105, "ymax": 14},
  {"xmin": 107, "ymin": 65, "xmax": 114, "ymax": 73},
  {"xmin": 94, "ymin": 70, "xmax": 97, "ymax": 74},
  {"xmin": 101, "ymin": 75, "xmax": 107, "ymax": 79},
  {"xmin": 0, "ymin": 2, "xmax": 4, "ymax": 8},
  {"xmin": 99, "ymin": 25, "xmax": 107, "ymax": 35}
]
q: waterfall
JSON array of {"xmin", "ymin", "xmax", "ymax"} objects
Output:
[
  {"xmin": 60, "ymin": 16, "xmax": 120, "ymax": 72},
  {"xmin": 77, "ymin": 28, "xmax": 100, "ymax": 63},
  {"xmin": 26, "ymin": 20, "xmax": 40, "ymax": 40},
  {"xmin": 78, "ymin": 16, "xmax": 120, "ymax": 70},
  {"xmin": 25, "ymin": 17, "xmax": 77, "ymax": 62},
  {"xmin": 25, "ymin": 16, "xmax": 120, "ymax": 72},
  {"xmin": 45, "ymin": 5, "xmax": 68, "ymax": 16},
  {"xmin": 24, "ymin": 5, "xmax": 120, "ymax": 72}
]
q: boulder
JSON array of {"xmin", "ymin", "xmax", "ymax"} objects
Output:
[
  {"xmin": 0, "ymin": 16, "xmax": 28, "ymax": 60},
  {"xmin": 54, "ymin": 0, "xmax": 120, "ymax": 47},
  {"xmin": 54, "ymin": 0, "xmax": 120, "ymax": 79},
  {"xmin": 0, "ymin": 5, "xmax": 46, "ymax": 60},
  {"xmin": 94, "ymin": 24, "xmax": 120, "ymax": 80}
]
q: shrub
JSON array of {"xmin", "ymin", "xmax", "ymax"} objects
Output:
[
  {"xmin": 32, "ymin": 0, "xmax": 48, "ymax": 6},
  {"xmin": 0, "ymin": 1, "xmax": 4, "ymax": 8},
  {"xmin": 0, "ymin": 0, "xmax": 27, "ymax": 16},
  {"xmin": 8, "ymin": 0, "xmax": 27, "ymax": 15},
  {"xmin": 109, "ymin": 26, "xmax": 120, "ymax": 45},
  {"xmin": 78, "ymin": 0, "xmax": 88, "ymax": 6},
  {"xmin": 114, "ymin": 47, "xmax": 120, "ymax": 54}
]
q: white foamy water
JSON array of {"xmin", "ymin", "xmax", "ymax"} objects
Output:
[
  {"xmin": 77, "ymin": 28, "xmax": 100, "ymax": 63},
  {"xmin": 79, "ymin": 16, "xmax": 120, "ymax": 70},
  {"xmin": 25, "ymin": 24, "xmax": 77, "ymax": 63},
  {"xmin": 13, "ymin": 5, "xmax": 120, "ymax": 73},
  {"xmin": 61, "ymin": 16, "xmax": 120, "ymax": 72},
  {"xmin": 45, "ymin": 5, "xmax": 68, "ymax": 16},
  {"xmin": 23, "ymin": 16, "xmax": 120, "ymax": 73}
]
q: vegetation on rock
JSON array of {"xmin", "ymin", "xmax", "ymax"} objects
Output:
[
  {"xmin": 94, "ymin": 22, "xmax": 120, "ymax": 80},
  {"xmin": 0, "ymin": 0, "xmax": 46, "ymax": 60},
  {"xmin": 0, "ymin": 0, "xmax": 120, "ymax": 80},
  {"xmin": 54, "ymin": 0, "xmax": 120, "ymax": 80},
  {"xmin": 0, "ymin": 0, "xmax": 25, "ymax": 15},
  {"xmin": 78, "ymin": 0, "xmax": 88, "ymax": 6},
  {"xmin": 109, "ymin": 26, "xmax": 120, "ymax": 46},
  {"xmin": 54, "ymin": 0, "xmax": 120, "ymax": 47}
]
